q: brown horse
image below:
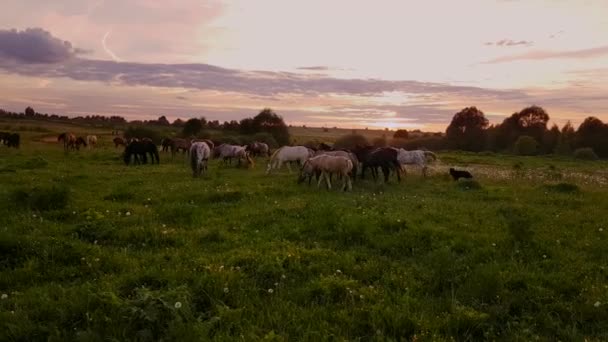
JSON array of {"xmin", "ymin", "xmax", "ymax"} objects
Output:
[
  {"xmin": 113, "ymin": 137, "xmax": 126, "ymax": 148},
  {"xmin": 58, "ymin": 132, "xmax": 76, "ymax": 151},
  {"xmin": 170, "ymin": 138, "xmax": 191, "ymax": 158},
  {"xmin": 75, "ymin": 137, "xmax": 87, "ymax": 150}
]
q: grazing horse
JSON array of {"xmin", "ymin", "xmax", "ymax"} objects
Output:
[
  {"xmin": 123, "ymin": 140, "xmax": 159, "ymax": 165},
  {"xmin": 314, "ymin": 150, "xmax": 359, "ymax": 180},
  {"xmin": 266, "ymin": 146, "xmax": 313, "ymax": 174},
  {"xmin": 246, "ymin": 141, "xmax": 271, "ymax": 157},
  {"xmin": 113, "ymin": 137, "xmax": 126, "ymax": 148},
  {"xmin": 353, "ymin": 146, "xmax": 401, "ymax": 183},
  {"xmin": 160, "ymin": 138, "xmax": 173, "ymax": 152},
  {"xmin": 170, "ymin": 138, "xmax": 191, "ymax": 158},
  {"xmin": 190, "ymin": 142, "xmax": 211, "ymax": 177},
  {"xmin": 214, "ymin": 144, "xmax": 253, "ymax": 167},
  {"xmin": 318, "ymin": 142, "xmax": 333, "ymax": 151},
  {"xmin": 86, "ymin": 135, "xmax": 97, "ymax": 148},
  {"xmin": 3, "ymin": 133, "xmax": 20, "ymax": 148},
  {"xmin": 299, "ymin": 155, "xmax": 353, "ymax": 191},
  {"xmin": 394, "ymin": 148, "xmax": 438, "ymax": 177},
  {"xmin": 58, "ymin": 132, "xmax": 77, "ymax": 151},
  {"xmin": 75, "ymin": 137, "xmax": 87, "ymax": 150},
  {"xmin": 0, "ymin": 132, "xmax": 9, "ymax": 145}
]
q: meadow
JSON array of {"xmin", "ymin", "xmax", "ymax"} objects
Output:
[{"xmin": 1, "ymin": 125, "xmax": 607, "ymax": 341}]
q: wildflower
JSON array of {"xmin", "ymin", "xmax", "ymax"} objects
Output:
[
  {"xmin": 32, "ymin": 214, "xmax": 37, "ymax": 218},
  {"xmin": 268, "ymin": 288, "xmax": 274, "ymax": 294},
  {"xmin": 72, "ymin": 211, "xmax": 76, "ymax": 215},
  {"xmin": 542, "ymin": 254, "xmax": 547, "ymax": 259},
  {"xmin": 594, "ymin": 301, "xmax": 601, "ymax": 307},
  {"xmin": 224, "ymin": 287, "xmax": 229, "ymax": 293},
  {"xmin": 360, "ymin": 295, "xmax": 364, "ymax": 299},
  {"xmin": 94, "ymin": 258, "xmax": 100, "ymax": 262},
  {"xmin": 219, "ymin": 265, "xmax": 224, "ymax": 271},
  {"xmin": 336, "ymin": 269, "xmax": 342, "ymax": 274},
  {"xmin": 106, "ymin": 210, "xmax": 109, "ymax": 213},
  {"xmin": 274, "ymin": 282, "xmax": 279, "ymax": 287},
  {"xmin": 281, "ymin": 274, "xmax": 286, "ymax": 279},
  {"xmin": 174, "ymin": 302, "xmax": 182, "ymax": 309},
  {"xmin": 491, "ymin": 243, "xmax": 496, "ymax": 247},
  {"xmin": 236, "ymin": 266, "xmax": 241, "ymax": 271},
  {"xmin": 1, "ymin": 293, "xmax": 7, "ymax": 299},
  {"xmin": 162, "ymin": 224, "xmax": 166, "ymax": 228},
  {"xmin": 599, "ymin": 228, "xmax": 604, "ymax": 232},
  {"xmin": 126, "ymin": 211, "xmax": 131, "ymax": 216},
  {"xmin": 147, "ymin": 198, "xmax": 151, "ymax": 201}
]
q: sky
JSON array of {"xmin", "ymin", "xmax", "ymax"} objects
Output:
[{"xmin": 1, "ymin": 0, "xmax": 607, "ymax": 131}]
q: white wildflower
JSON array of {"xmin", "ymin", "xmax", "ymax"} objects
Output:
[
  {"xmin": 224, "ymin": 287, "xmax": 229, "ymax": 293},
  {"xmin": 1, "ymin": 293, "xmax": 7, "ymax": 299},
  {"xmin": 359, "ymin": 295, "xmax": 364, "ymax": 299},
  {"xmin": 542, "ymin": 254, "xmax": 547, "ymax": 259},
  {"xmin": 491, "ymin": 243, "xmax": 496, "ymax": 247},
  {"xmin": 281, "ymin": 274, "xmax": 286, "ymax": 279},
  {"xmin": 268, "ymin": 288, "xmax": 274, "ymax": 294},
  {"xmin": 599, "ymin": 228, "xmax": 604, "ymax": 232},
  {"xmin": 336, "ymin": 269, "xmax": 342, "ymax": 274},
  {"xmin": 274, "ymin": 282, "xmax": 279, "ymax": 287},
  {"xmin": 594, "ymin": 301, "xmax": 601, "ymax": 307},
  {"xmin": 174, "ymin": 302, "xmax": 182, "ymax": 309},
  {"xmin": 125, "ymin": 211, "xmax": 131, "ymax": 216},
  {"xmin": 32, "ymin": 214, "xmax": 37, "ymax": 218}
]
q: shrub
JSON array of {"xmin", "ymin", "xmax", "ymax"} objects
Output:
[
  {"xmin": 514, "ymin": 135, "xmax": 539, "ymax": 156},
  {"xmin": 573, "ymin": 147, "xmax": 599, "ymax": 160},
  {"xmin": 10, "ymin": 185, "xmax": 70, "ymax": 211},
  {"xmin": 333, "ymin": 134, "xmax": 370, "ymax": 150},
  {"xmin": 252, "ymin": 132, "xmax": 278, "ymax": 148}
]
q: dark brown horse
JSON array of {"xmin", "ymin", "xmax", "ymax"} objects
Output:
[
  {"xmin": 58, "ymin": 132, "xmax": 77, "ymax": 151},
  {"xmin": 170, "ymin": 138, "xmax": 191, "ymax": 158},
  {"xmin": 75, "ymin": 137, "xmax": 87, "ymax": 150},
  {"xmin": 123, "ymin": 140, "xmax": 160, "ymax": 165},
  {"xmin": 246, "ymin": 141, "xmax": 270, "ymax": 157},
  {"xmin": 113, "ymin": 137, "xmax": 126, "ymax": 148},
  {"xmin": 352, "ymin": 146, "xmax": 401, "ymax": 183},
  {"xmin": 1, "ymin": 132, "xmax": 20, "ymax": 148}
]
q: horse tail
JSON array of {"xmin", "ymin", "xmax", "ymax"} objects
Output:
[{"xmin": 424, "ymin": 151, "xmax": 437, "ymax": 162}]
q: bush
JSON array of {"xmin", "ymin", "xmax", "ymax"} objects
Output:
[
  {"xmin": 514, "ymin": 135, "xmax": 539, "ymax": 156},
  {"xmin": 573, "ymin": 147, "xmax": 599, "ymax": 160},
  {"xmin": 252, "ymin": 132, "xmax": 278, "ymax": 148},
  {"xmin": 333, "ymin": 134, "xmax": 370, "ymax": 150},
  {"xmin": 10, "ymin": 185, "xmax": 70, "ymax": 211}
]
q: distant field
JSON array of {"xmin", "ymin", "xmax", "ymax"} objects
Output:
[{"xmin": 1, "ymin": 124, "xmax": 607, "ymax": 341}]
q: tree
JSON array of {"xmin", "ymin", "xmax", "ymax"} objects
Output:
[
  {"xmin": 172, "ymin": 118, "xmax": 185, "ymax": 127},
  {"xmin": 514, "ymin": 135, "xmax": 539, "ymax": 156},
  {"xmin": 25, "ymin": 106, "xmax": 35, "ymax": 117},
  {"xmin": 251, "ymin": 108, "xmax": 290, "ymax": 145},
  {"xmin": 182, "ymin": 118, "xmax": 203, "ymax": 137},
  {"xmin": 541, "ymin": 124, "xmax": 560, "ymax": 154},
  {"xmin": 239, "ymin": 117, "xmax": 255, "ymax": 134},
  {"xmin": 393, "ymin": 129, "xmax": 409, "ymax": 139},
  {"xmin": 157, "ymin": 116, "xmax": 170, "ymax": 126},
  {"xmin": 576, "ymin": 116, "xmax": 608, "ymax": 157},
  {"xmin": 445, "ymin": 106, "xmax": 489, "ymax": 151},
  {"xmin": 496, "ymin": 106, "xmax": 549, "ymax": 150}
]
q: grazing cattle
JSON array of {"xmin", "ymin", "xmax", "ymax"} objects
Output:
[
  {"xmin": 214, "ymin": 144, "xmax": 254, "ymax": 167},
  {"xmin": 58, "ymin": 132, "xmax": 77, "ymax": 151},
  {"xmin": 4, "ymin": 133, "xmax": 20, "ymax": 148},
  {"xmin": 246, "ymin": 141, "xmax": 271, "ymax": 157},
  {"xmin": 190, "ymin": 142, "xmax": 211, "ymax": 177},
  {"xmin": 75, "ymin": 137, "xmax": 87, "ymax": 150},
  {"xmin": 170, "ymin": 138, "xmax": 191, "ymax": 158},
  {"xmin": 353, "ymin": 146, "xmax": 401, "ymax": 183},
  {"xmin": 299, "ymin": 155, "xmax": 353, "ymax": 191},
  {"xmin": 86, "ymin": 135, "xmax": 97, "ymax": 148},
  {"xmin": 395, "ymin": 149, "xmax": 438, "ymax": 177},
  {"xmin": 123, "ymin": 140, "xmax": 160, "ymax": 165},
  {"xmin": 113, "ymin": 137, "xmax": 126, "ymax": 148},
  {"xmin": 266, "ymin": 146, "xmax": 313, "ymax": 174},
  {"xmin": 449, "ymin": 168, "xmax": 473, "ymax": 181}
]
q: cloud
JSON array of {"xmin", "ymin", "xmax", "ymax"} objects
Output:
[
  {"xmin": 296, "ymin": 66, "xmax": 330, "ymax": 71},
  {"xmin": 484, "ymin": 39, "xmax": 533, "ymax": 47},
  {"xmin": 483, "ymin": 44, "xmax": 608, "ymax": 63},
  {"xmin": 0, "ymin": 28, "xmax": 87, "ymax": 63}
]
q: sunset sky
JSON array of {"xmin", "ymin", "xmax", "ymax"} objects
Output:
[{"xmin": 1, "ymin": 0, "xmax": 607, "ymax": 130}]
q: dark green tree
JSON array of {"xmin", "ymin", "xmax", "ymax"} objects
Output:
[{"xmin": 445, "ymin": 106, "xmax": 489, "ymax": 151}]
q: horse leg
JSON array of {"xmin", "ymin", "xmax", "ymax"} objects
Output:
[
  {"xmin": 287, "ymin": 162, "xmax": 293, "ymax": 174},
  {"xmin": 347, "ymin": 174, "xmax": 352, "ymax": 191},
  {"xmin": 317, "ymin": 172, "xmax": 324, "ymax": 188},
  {"xmin": 422, "ymin": 165, "xmax": 428, "ymax": 177},
  {"xmin": 325, "ymin": 172, "xmax": 332, "ymax": 190},
  {"xmin": 382, "ymin": 166, "xmax": 390, "ymax": 183}
]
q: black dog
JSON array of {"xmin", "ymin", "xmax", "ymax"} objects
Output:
[{"xmin": 449, "ymin": 168, "xmax": 473, "ymax": 181}]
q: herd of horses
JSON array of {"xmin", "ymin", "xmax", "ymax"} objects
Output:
[
  {"xmin": 53, "ymin": 132, "xmax": 471, "ymax": 191},
  {"xmin": 0, "ymin": 131, "xmax": 20, "ymax": 148},
  {"xmin": 57, "ymin": 133, "xmax": 97, "ymax": 151}
]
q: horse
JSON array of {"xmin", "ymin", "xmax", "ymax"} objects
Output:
[
  {"xmin": 160, "ymin": 138, "xmax": 173, "ymax": 152},
  {"xmin": 58, "ymin": 132, "xmax": 77, "ymax": 151},
  {"xmin": 75, "ymin": 137, "xmax": 87, "ymax": 150},
  {"xmin": 86, "ymin": 135, "xmax": 97, "ymax": 148},
  {"xmin": 0, "ymin": 132, "xmax": 9, "ymax": 145},
  {"xmin": 123, "ymin": 140, "xmax": 159, "ymax": 165},
  {"xmin": 314, "ymin": 150, "xmax": 359, "ymax": 181},
  {"xmin": 246, "ymin": 141, "xmax": 271, "ymax": 157},
  {"xmin": 113, "ymin": 137, "xmax": 126, "ymax": 148},
  {"xmin": 394, "ymin": 148, "xmax": 437, "ymax": 177},
  {"xmin": 170, "ymin": 138, "xmax": 191, "ymax": 158},
  {"xmin": 299, "ymin": 155, "xmax": 353, "ymax": 191},
  {"xmin": 352, "ymin": 146, "xmax": 401, "ymax": 183},
  {"xmin": 266, "ymin": 146, "xmax": 313, "ymax": 174},
  {"xmin": 449, "ymin": 168, "xmax": 473, "ymax": 181},
  {"xmin": 3, "ymin": 133, "xmax": 20, "ymax": 148},
  {"xmin": 190, "ymin": 142, "xmax": 211, "ymax": 177},
  {"xmin": 214, "ymin": 144, "xmax": 254, "ymax": 167}
]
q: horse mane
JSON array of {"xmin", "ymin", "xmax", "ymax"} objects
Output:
[
  {"xmin": 58, "ymin": 132, "xmax": 66, "ymax": 142},
  {"xmin": 423, "ymin": 151, "xmax": 438, "ymax": 161},
  {"xmin": 269, "ymin": 146, "xmax": 283, "ymax": 162}
]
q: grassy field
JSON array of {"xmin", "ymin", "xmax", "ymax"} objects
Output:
[{"xmin": 1, "ymin": 127, "xmax": 607, "ymax": 341}]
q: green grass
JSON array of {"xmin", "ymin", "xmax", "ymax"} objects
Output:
[{"xmin": 0, "ymin": 127, "xmax": 607, "ymax": 341}]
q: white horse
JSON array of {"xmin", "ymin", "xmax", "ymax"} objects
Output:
[
  {"xmin": 395, "ymin": 148, "xmax": 438, "ymax": 177},
  {"xmin": 214, "ymin": 144, "xmax": 253, "ymax": 167},
  {"xmin": 190, "ymin": 142, "xmax": 211, "ymax": 177},
  {"xmin": 266, "ymin": 146, "xmax": 313, "ymax": 174},
  {"xmin": 86, "ymin": 135, "xmax": 97, "ymax": 148}
]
